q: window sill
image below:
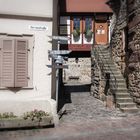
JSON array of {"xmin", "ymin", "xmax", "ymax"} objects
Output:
[{"xmin": 0, "ymin": 87, "xmax": 34, "ymax": 90}]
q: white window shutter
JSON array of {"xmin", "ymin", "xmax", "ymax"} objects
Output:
[
  {"xmin": 14, "ymin": 39, "xmax": 28, "ymax": 87},
  {"xmin": 1, "ymin": 39, "xmax": 15, "ymax": 87}
]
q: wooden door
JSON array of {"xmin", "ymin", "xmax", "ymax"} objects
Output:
[{"xmin": 95, "ymin": 22, "xmax": 108, "ymax": 45}]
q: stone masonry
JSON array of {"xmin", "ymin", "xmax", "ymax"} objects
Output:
[
  {"xmin": 91, "ymin": 51, "xmax": 106, "ymax": 100},
  {"xmin": 109, "ymin": 0, "xmax": 127, "ymax": 75},
  {"xmin": 63, "ymin": 58, "xmax": 91, "ymax": 83},
  {"xmin": 109, "ymin": 0, "xmax": 140, "ymax": 106}
]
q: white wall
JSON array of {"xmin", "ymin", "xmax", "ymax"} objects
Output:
[
  {"xmin": 0, "ymin": 0, "xmax": 53, "ymax": 17},
  {"xmin": 0, "ymin": 18, "xmax": 57, "ymax": 116}
]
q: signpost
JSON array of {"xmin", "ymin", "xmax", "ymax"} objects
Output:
[
  {"xmin": 48, "ymin": 35, "xmax": 71, "ymax": 47},
  {"xmin": 46, "ymin": 65, "xmax": 68, "ymax": 69},
  {"xmin": 48, "ymin": 35, "xmax": 71, "ymax": 41},
  {"xmin": 47, "ymin": 36, "xmax": 71, "ymax": 112}
]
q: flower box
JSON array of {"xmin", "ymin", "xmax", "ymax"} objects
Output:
[{"xmin": 0, "ymin": 116, "xmax": 54, "ymax": 130}]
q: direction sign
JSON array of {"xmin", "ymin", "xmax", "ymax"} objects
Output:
[
  {"xmin": 46, "ymin": 65, "xmax": 68, "ymax": 69},
  {"xmin": 48, "ymin": 50, "xmax": 71, "ymax": 56},
  {"xmin": 48, "ymin": 36, "xmax": 71, "ymax": 41}
]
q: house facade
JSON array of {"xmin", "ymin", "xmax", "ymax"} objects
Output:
[
  {"xmin": 58, "ymin": 0, "xmax": 112, "ymax": 83},
  {"xmin": 0, "ymin": 0, "xmax": 59, "ymax": 121}
]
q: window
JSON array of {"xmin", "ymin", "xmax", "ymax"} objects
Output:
[
  {"xmin": 0, "ymin": 35, "xmax": 33, "ymax": 88},
  {"xmin": 71, "ymin": 17, "xmax": 82, "ymax": 44},
  {"xmin": 71, "ymin": 16, "xmax": 93, "ymax": 44},
  {"xmin": 83, "ymin": 17, "xmax": 93, "ymax": 44}
]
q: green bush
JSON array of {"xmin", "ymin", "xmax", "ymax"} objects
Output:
[
  {"xmin": 23, "ymin": 109, "xmax": 50, "ymax": 121},
  {"xmin": 0, "ymin": 112, "xmax": 17, "ymax": 119},
  {"xmin": 72, "ymin": 28, "xmax": 80, "ymax": 38},
  {"xmin": 84, "ymin": 29, "xmax": 93, "ymax": 39}
]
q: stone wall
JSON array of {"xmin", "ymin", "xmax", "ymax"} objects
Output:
[
  {"xmin": 63, "ymin": 57, "xmax": 91, "ymax": 83},
  {"xmin": 110, "ymin": 0, "xmax": 140, "ymax": 105},
  {"xmin": 110, "ymin": 0, "xmax": 127, "ymax": 75},
  {"xmin": 127, "ymin": 0, "xmax": 140, "ymax": 105},
  {"xmin": 90, "ymin": 53, "xmax": 106, "ymax": 100}
]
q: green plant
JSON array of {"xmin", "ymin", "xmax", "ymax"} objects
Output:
[
  {"xmin": 84, "ymin": 28, "xmax": 93, "ymax": 39},
  {"xmin": 72, "ymin": 28, "xmax": 80, "ymax": 38},
  {"xmin": 23, "ymin": 109, "xmax": 50, "ymax": 121},
  {"xmin": 0, "ymin": 112, "xmax": 17, "ymax": 119}
]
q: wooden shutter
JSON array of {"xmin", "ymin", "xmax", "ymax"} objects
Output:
[
  {"xmin": 1, "ymin": 39, "xmax": 15, "ymax": 87},
  {"xmin": 15, "ymin": 39, "xmax": 28, "ymax": 87}
]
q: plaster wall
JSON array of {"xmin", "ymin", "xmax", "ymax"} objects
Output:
[
  {"xmin": 0, "ymin": 0, "xmax": 52, "ymax": 17},
  {"xmin": 0, "ymin": 18, "xmax": 57, "ymax": 116}
]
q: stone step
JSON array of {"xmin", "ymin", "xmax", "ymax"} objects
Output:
[
  {"xmin": 117, "ymin": 85, "xmax": 127, "ymax": 88},
  {"xmin": 98, "ymin": 50, "xmax": 110, "ymax": 52},
  {"xmin": 101, "ymin": 61, "xmax": 113, "ymax": 63},
  {"xmin": 103, "ymin": 65, "xmax": 117, "ymax": 69},
  {"xmin": 110, "ymin": 82, "xmax": 127, "ymax": 88},
  {"xmin": 116, "ymin": 97, "xmax": 133, "ymax": 103},
  {"xmin": 98, "ymin": 54, "xmax": 111, "ymax": 57},
  {"xmin": 98, "ymin": 51, "xmax": 110, "ymax": 54},
  {"xmin": 112, "ymin": 79, "xmax": 126, "ymax": 83},
  {"xmin": 98, "ymin": 51, "xmax": 111, "ymax": 54},
  {"xmin": 115, "ymin": 93, "xmax": 130, "ymax": 98},
  {"xmin": 98, "ymin": 61, "xmax": 113, "ymax": 64},
  {"xmin": 113, "ymin": 75, "xmax": 125, "ymax": 80},
  {"xmin": 110, "ymin": 89, "xmax": 128, "ymax": 94},
  {"xmin": 110, "ymin": 84, "xmax": 126, "ymax": 89},
  {"xmin": 111, "ymin": 73, "xmax": 122, "ymax": 77},
  {"xmin": 104, "ymin": 70, "xmax": 121, "ymax": 74},
  {"xmin": 102, "ymin": 63, "xmax": 115, "ymax": 66},
  {"xmin": 117, "ymin": 102, "xmax": 136, "ymax": 108},
  {"xmin": 111, "ymin": 87, "xmax": 128, "ymax": 91},
  {"xmin": 120, "ymin": 107, "xmax": 138, "ymax": 113},
  {"xmin": 98, "ymin": 55, "xmax": 111, "ymax": 59}
]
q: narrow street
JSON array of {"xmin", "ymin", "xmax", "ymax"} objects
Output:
[
  {"xmin": 60, "ymin": 83, "xmax": 123, "ymax": 124},
  {"xmin": 0, "ymin": 0, "xmax": 140, "ymax": 140},
  {"xmin": 0, "ymin": 83, "xmax": 140, "ymax": 140}
]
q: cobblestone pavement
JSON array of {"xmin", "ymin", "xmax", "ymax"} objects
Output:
[
  {"xmin": 0, "ymin": 84, "xmax": 140, "ymax": 140},
  {"xmin": 60, "ymin": 92, "xmax": 122, "ymax": 124}
]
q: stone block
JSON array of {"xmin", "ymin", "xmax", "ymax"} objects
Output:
[
  {"xmin": 131, "ymin": 92, "xmax": 140, "ymax": 97},
  {"xmin": 106, "ymin": 95, "xmax": 114, "ymax": 109}
]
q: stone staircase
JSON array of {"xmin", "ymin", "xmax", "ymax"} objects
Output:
[{"xmin": 93, "ymin": 46, "xmax": 138, "ymax": 113}]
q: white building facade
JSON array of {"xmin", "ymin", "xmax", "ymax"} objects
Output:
[{"xmin": 0, "ymin": 0, "xmax": 58, "ymax": 122}]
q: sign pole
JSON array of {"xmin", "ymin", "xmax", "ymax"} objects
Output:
[{"xmin": 47, "ymin": 35, "xmax": 71, "ymax": 112}]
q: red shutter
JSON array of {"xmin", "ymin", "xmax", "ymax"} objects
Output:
[
  {"xmin": 15, "ymin": 39, "xmax": 28, "ymax": 87},
  {"xmin": 1, "ymin": 39, "xmax": 15, "ymax": 87}
]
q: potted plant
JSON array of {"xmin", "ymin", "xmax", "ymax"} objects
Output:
[
  {"xmin": 0, "ymin": 110, "xmax": 53, "ymax": 129},
  {"xmin": 72, "ymin": 28, "xmax": 80, "ymax": 41},
  {"xmin": 84, "ymin": 28, "xmax": 93, "ymax": 39}
]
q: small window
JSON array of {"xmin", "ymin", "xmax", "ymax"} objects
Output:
[
  {"xmin": 0, "ymin": 35, "xmax": 34, "ymax": 88},
  {"xmin": 71, "ymin": 17, "xmax": 82, "ymax": 44}
]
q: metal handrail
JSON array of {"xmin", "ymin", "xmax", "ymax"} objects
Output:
[{"xmin": 93, "ymin": 45, "xmax": 118, "ymax": 94}]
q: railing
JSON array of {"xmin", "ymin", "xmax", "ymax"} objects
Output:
[{"xmin": 92, "ymin": 45, "xmax": 118, "ymax": 95}]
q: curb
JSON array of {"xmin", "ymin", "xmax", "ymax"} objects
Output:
[{"xmin": 0, "ymin": 116, "xmax": 54, "ymax": 130}]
